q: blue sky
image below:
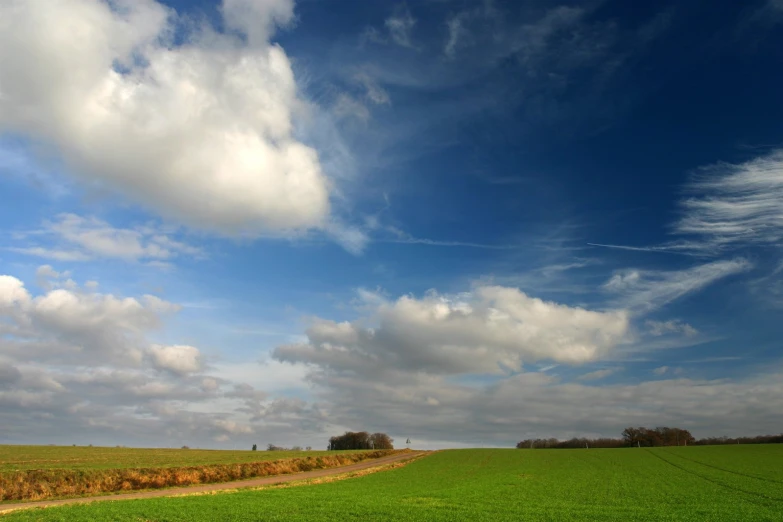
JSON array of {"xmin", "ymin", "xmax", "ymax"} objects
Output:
[{"xmin": 0, "ymin": 0, "xmax": 782, "ymax": 449}]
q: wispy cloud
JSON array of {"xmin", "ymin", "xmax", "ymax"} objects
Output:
[
  {"xmin": 8, "ymin": 247, "xmax": 90, "ymax": 262},
  {"xmin": 681, "ymin": 356, "xmax": 744, "ymax": 363},
  {"xmin": 369, "ymin": 223, "xmax": 518, "ymax": 250},
  {"xmin": 587, "ymin": 242, "xmax": 704, "ymax": 256},
  {"xmin": 9, "ymin": 214, "xmax": 202, "ymax": 263},
  {"xmin": 603, "ymin": 259, "xmax": 752, "ymax": 313},
  {"xmin": 380, "ymin": 237, "xmax": 517, "ymax": 250},
  {"xmin": 591, "ymin": 149, "xmax": 783, "ymax": 256},
  {"xmin": 444, "ymin": 14, "xmax": 466, "ymax": 59},
  {"xmin": 385, "ymin": 5, "xmax": 417, "ymax": 48},
  {"xmin": 652, "ymin": 366, "xmax": 682, "ymax": 376},
  {"xmin": 577, "ymin": 367, "xmax": 621, "ymax": 381},
  {"xmin": 675, "ymin": 149, "xmax": 783, "ymax": 251},
  {"xmin": 645, "ymin": 319, "xmax": 697, "ymax": 337},
  {"xmin": 354, "ymin": 73, "xmax": 390, "ymax": 105},
  {"xmin": 360, "ymin": 5, "xmax": 417, "ymax": 49}
]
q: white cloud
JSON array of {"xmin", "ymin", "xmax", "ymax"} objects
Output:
[
  {"xmin": 0, "ymin": 275, "xmax": 31, "ymax": 310},
  {"xmin": 333, "ymin": 94, "xmax": 370, "ymax": 122},
  {"xmin": 0, "ymin": 268, "xmax": 327, "ymax": 448},
  {"xmin": 577, "ymin": 367, "xmax": 621, "ymax": 381},
  {"xmin": 591, "ymin": 149, "xmax": 783, "ymax": 256},
  {"xmin": 652, "ymin": 365, "xmax": 682, "ymax": 376},
  {"xmin": 354, "ymin": 73, "xmax": 390, "ymax": 105},
  {"xmin": 384, "ymin": 6, "xmax": 416, "ymax": 48},
  {"xmin": 212, "ymin": 418, "xmax": 253, "ymax": 435},
  {"xmin": 12, "ymin": 213, "xmax": 202, "ymax": 262},
  {"xmin": 603, "ymin": 259, "xmax": 752, "ymax": 313},
  {"xmin": 148, "ymin": 344, "xmax": 202, "ymax": 375},
  {"xmin": 273, "ymin": 350, "xmax": 783, "ymax": 446},
  {"xmin": 0, "ymin": 0, "xmax": 331, "ymax": 235},
  {"xmin": 645, "ymin": 319, "xmax": 697, "ymax": 337},
  {"xmin": 675, "ymin": 149, "xmax": 783, "ymax": 252},
  {"xmin": 444, "ymin": 14, "xmax": 465, "ymax": 59},
  {"xmin": 221, "ymin": 0, "xmax": 295, "ymax": 46},
  {"xmin": 35, "ymin": 265, "xmax": 70, "ymax": 290},
  {"xmin": 323, "ymin": 220, "xmax": 370, "ymax": 255},
  {"xmin": 275, "ymin": 285, "xmax": 630, "ymax": 376},
  {"xmin": 0, "ymin": 272, "xmax": 183, "ymax": 366},
  {"xmin": 8, "ymin": 247, "xmax": 91, "ymax": 262},
  {"xmin": 359, "ymin": 26, "xmax": 386, "ymax": 46}
]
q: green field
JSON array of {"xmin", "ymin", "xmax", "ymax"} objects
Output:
[
  {"xmin": 0, "ymin": 445, "xmax": 350, "ymax": 472},
  {"xmin": 3, "ymin": 445, "xmax": 782, "ymax": 521}
]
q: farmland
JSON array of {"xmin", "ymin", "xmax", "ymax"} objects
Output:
[
  {"xmin": 2, "ymin": 445, "xmax": 782, "ymax": 521},
  {"xmin": 0, "ymin": 446, "xmax": 398, "ymax": 502},
  {"xmin": 0, "ymin": 445, "xmax": 362, "ymax": 472}
]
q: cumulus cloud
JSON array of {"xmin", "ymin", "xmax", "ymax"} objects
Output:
[
  {"xmin": 603, "ymin": 259, "xmax": 752, "ymax": 313},
  {"xmin": 0, "ymin": 363, "xmax": 22, "ymax": 389},
  {"xmin": 221, "ymin": 0, "xmax": 295, "ymax": 46},
  {"xmin": 11, "ymin": 213, "xmax": 201, "ymax": 263},
  {"xmin": 1, "ymin": 275, "xmax": 181, "ymax": 366},
  {"xmin": 148, "ymin": 344, "xmax": 202, "ymax": 375},
  {"xmin": 274, "ymin": 351, "xmax": 783, "ymax": 446},
  {"xmin": 266, "ymin": 283, "xmax": 783, "ymax": 446},
  {"xmin": 0, "ymin": 0, "xmax": 330, "ymax": 235},
  {"xmin": 0, "ymin": 267, "xmax": 328, "ymax": 447},
  {"xmin": 0, "ymin": 275, "xmax": 30, "ymax": 310},
  {"xmin": 275, "ymin": 286, "xmax": 630, "ymax": 376}
]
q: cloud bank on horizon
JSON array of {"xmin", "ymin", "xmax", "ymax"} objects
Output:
[{"xmin": 1, "ymin": 0, "xmax": 782, "ymax": 449}]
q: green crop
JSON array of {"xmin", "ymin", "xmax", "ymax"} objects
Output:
[{"xmin": 4, "ymin": 445, "xmax": 783, "ymax": 521}]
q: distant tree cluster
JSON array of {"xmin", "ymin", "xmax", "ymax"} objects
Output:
[
  {"xmin": 517, "ymin": 427, "xmax": 783, "ymax": 449},
  {"xmin": 328, "ymin": 431, "xmax": 394, "ymax": 450},
  {"xmin": 516, "ymin": 437, "xmax": 624, "ymax": 449},
  {"xmin": 691, "ymin": 434, "xmax": 783, "ymax": 445},
  {"xmin": 621, "ymin": 427, "xmax": 695, "ymax": 447}
]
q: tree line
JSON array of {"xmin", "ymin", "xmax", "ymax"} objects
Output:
[
  {"xmin": 328, "ymin": 431, "xmax": 394, "ymax": 450},
  {"xmin": 517, "ymin": 427, "xmax": 783, "ymax": 449}
]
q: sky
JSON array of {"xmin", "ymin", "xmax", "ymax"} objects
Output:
[{"xmin": 0, "ymin": 0, "xmax": 782, "ymax": 451}]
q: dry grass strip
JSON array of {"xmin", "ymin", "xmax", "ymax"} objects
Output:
[{"xmin": 0, "ymin": 450, "xmax": 400, "ymax": 502}]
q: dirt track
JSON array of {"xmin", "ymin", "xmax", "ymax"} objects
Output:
[{"xmin": 0, "ymin": 451, "xmax": 424, "ymax": 514}]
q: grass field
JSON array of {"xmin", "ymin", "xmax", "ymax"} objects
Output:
[
  {"xmin": 0, "ymin": 445, "xmax": 350, "ymax": 472},
  {"xmin": 0, "ymin": 446, "xmax": 396, "ymax": 502},
  {"xmin": 3, "ymin": 445, "xmax": 782, "ymax": 521}
]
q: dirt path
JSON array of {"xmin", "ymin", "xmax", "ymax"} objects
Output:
[{"xmin": 0, "ymin": 451, "xmax": 424, "ymax": 514}]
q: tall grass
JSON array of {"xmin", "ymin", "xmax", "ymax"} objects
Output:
[{"xmin": 0, "ymin": 450, "xmax": 400, "ymax": 501}]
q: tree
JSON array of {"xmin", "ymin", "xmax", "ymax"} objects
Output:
[
  {"xmin": 370, "ymin": 432, "xmax": 394, "ymax": 450},
  {"xmin": 328, "ymin": 431, "xmax": 392, "ymax": 450},
  {"xmin": 252, "ymin": 444, "xmax": 257, "ymax": 451}
]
